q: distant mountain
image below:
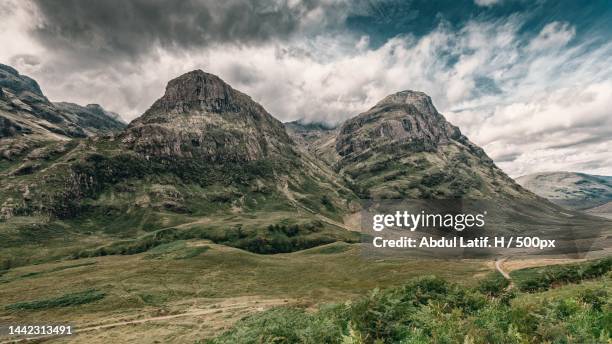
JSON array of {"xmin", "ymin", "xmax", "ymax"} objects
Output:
[
  {"xmin": 333, "ymin": 90, "xmax": 530, "ymax": 199},
  {"xmin": 284, "ymin": 120, "xmax": 339, "ymax": 166},
  {"xmin": 0, "ymin": 63, "xmax": 125, "ymax": 159},
  {"xmin": 517, "ymin": 172, "xmax": 612, "ymax": 210}
]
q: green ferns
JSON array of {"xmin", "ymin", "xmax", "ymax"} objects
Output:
[{"xmin": 209, "ymin": 271, "xmax": 611, "ymax": 344}]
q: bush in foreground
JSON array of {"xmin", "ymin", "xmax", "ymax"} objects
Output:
[{"xmin": 208, "ymin": 268, "xmax": 611, "ymax": 344}]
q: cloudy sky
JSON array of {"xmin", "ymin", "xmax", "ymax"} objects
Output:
[{"xmin": 1, "ymin": 0, "xmax": 611, "ymax": 177}]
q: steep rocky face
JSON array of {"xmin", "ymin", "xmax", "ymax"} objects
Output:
[
  {"xmin": 123, "ymin": 70, "xmax": 295, "ymax": 162},
  {"xmin": 517, "ymin": 172, "xmax": 612, "ymax": 210},
  {"xmin": 0, "ymin": 64, "xmax": 45, "ymax": 98},
  {"xmin": 335, "ymin": 90, "xmax": 529, "ymax": 199}
]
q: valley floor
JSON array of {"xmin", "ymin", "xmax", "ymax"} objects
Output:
[{"xmin": 1, "ymin": 241, "xmax": 609, "ymax": 343}]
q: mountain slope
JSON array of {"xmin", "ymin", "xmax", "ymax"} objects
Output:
[
  {"xmin": 334, "ymin": 90, "xmax": 530, "ymax": 199},
  {"xmin": 0, "ymin": 64, "xmax": 126, "ymax": 159}
]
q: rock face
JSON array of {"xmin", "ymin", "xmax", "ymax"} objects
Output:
[
  {"xmin": 334, "ymin": 90, "xmax": 529, "ymax": 199},
  {"xmin": 337, "ymin": 91, "xmax": 468, "ymax": 156},
  {"xmin": 123, "ymin": 70, "xmax": 295, "ymax": 162},
  {"xmin": 0, "ymin": 64, "xmax": 44, "ymax": 97},
  {"xmin": 517, "ymin": 172, "xmax": 612, "ymax": 210}
]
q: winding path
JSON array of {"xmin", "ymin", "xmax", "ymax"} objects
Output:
[{"xmin": 0, "ymin": 298, "xmax": 289, "ymax": 343}]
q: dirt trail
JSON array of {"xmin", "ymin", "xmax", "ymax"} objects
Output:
[
  {"xmin": 495, "ymin": 257, "xmax": 515, "ymax": 290},
  {"xmin": 495, "ymin": 257, "xmax": 511, "ymax": 280},
  {"xmin": 0, "ymin": 298, "xmax": 290, "ymax": 343}
]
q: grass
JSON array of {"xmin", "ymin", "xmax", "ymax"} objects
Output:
[
  {"xmin": 0, "ymin": 241, "xmax": 608, "ymax": 343},
  {"xmin": 18, "ymin": 262, "xmax": 96, "ymax": 279},
  {"xmin": 5, "ymin": 289, "xmax": 106, "ymax": 311},
  {"xmin": 0, "ymin": 242, "xmax": 489, "ymax": 324},
  {"xmin": 0, "ymin": 209, "xmax": 361, "ymax": 270}
]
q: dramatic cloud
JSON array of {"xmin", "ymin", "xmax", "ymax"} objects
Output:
[
  {"xmin": 1, "ymin": 0, "xmax": 611, "ymax": 177},
  {"xmin": 30, "ymin": 0, "xmax": 348, "ymax": 61}
]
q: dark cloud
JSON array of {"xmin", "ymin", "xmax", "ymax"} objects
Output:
[
  {"xmin": 30, "ymin": 0, "xmax": 342, "ymax": 61},
  {"xmin": 226, "ymin": 63, "xmax": 262, "ymax": 85}
]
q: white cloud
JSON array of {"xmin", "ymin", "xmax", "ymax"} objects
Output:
[
  {"xmin": 527, "ymin": 21, "xmax": 575, "ymax": 52},
  {"xmin": 474, "ymin": 0, "xmax": 503, "ymax": 7},
  {"xmin": 0, "ymin": 1, "xmax": 44, "ymax": 65}
]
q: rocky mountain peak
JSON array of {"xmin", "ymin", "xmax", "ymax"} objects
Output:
[
  {"xmin": 332, "ymin": 90, "xmax": 529, "ymax": 199},
  {"xmin": 123, "ymin": 70, "xmax": 294, "ymax": 162},
  {"xmin": 336, "ymin": 90, "xmax": 462, "ymax": 157},
  {"xmin": 148, "ymin": 69, "xmax": 242, "ymax": 114},
  {"xmin": 375, "ymin": 90, "xmax": 437, "ymax": 116}
]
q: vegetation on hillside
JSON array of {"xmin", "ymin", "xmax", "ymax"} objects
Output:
[{"xmin": 209, "ymin": 259, "xmax": 612, "ymax": 344}]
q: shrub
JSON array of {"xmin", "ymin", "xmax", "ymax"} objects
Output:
[
  {"xmin": 208, "ymin": 263, "xmax": 611, "ymax": 344},
  {"xmin": 477, "ymin": 272, "xmax": 510, "ymax": 297}
]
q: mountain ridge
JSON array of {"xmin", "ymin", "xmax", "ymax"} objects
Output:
[
  {"xmin": 0, "ymin": 63, "xmax": 126, "ymax": 160},
  {"xmin": 517, "ymin": 171, "xmax": 612, "ymax": 210}
]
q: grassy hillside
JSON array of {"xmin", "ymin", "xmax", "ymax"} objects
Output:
[{"xmin": 0, "ymin": 133, "xmax": 362, "ymax": 268}]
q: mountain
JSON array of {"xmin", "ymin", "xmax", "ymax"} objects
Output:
[
  {"xmin": 333, "ymin": 90, "xmax": 530, "ymax": 199},
  {"xmin": 123, "ymin": 71, "xmax": 294, "ymax": 162},
  {"xmin": 284, "ymin": 120, "xmax": 339, "ymax": 166},
  {"xmin": 54, "ymin": 102, "xmax": 126, "ymax": 130},
  {"xmin": 0, "ymin": 70, "xmax": 359, "ymax": 259},
  {"xmin": 0, "ymin": 64, "xmax": 126, "ymax": 159},
  {"xmin": 517, "ymin": 172, "xmax": 612, "ymax": 210},
  {"xmin": 1, "ymin": 70, "xmax": 609, "ymax": 266}
]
